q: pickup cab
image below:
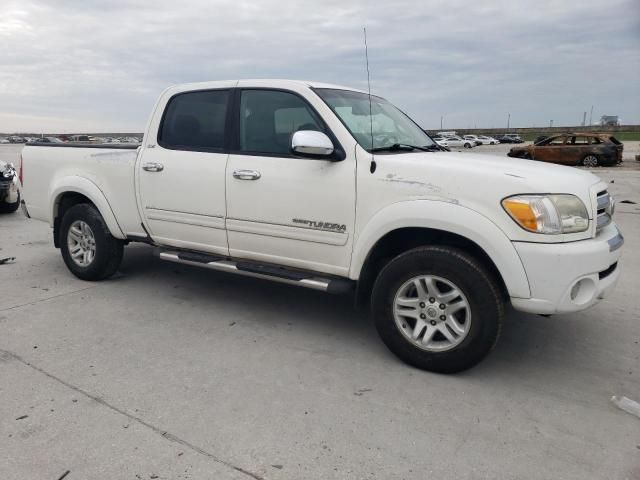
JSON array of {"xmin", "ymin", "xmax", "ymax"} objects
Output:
[{"xmin": 20, "ymin": 80, "xmax": 624, "ymax": 373}]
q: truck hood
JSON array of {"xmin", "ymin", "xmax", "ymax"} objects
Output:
[{"xmin": 372, "ymin": 151, "xmax": 603, "ymax": 223}]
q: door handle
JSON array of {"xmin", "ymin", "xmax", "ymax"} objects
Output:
[
  {"xmin": 232, "ymin": 169, "xmax": 261, "ymax": 180},
  {"xmin": 142, "ymin": 162, "xmax": 164, "ymax": 172}
]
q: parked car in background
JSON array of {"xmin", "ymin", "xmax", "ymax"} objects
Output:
[
  {"xmin": 0, "ymin": 160, "xmax": 20, "ymax": 213},
  {"xmin": 445, "ymin": 136, "xmax": 475, "ymax": 148},
  {"xmin": 477, "ymin": 135, "xmax": 499, "ymax": 145},
  {"xmin": 435, "ymin": 131, "xmax": 458, "ymax": 138},
  {"xmin": 463, "ymin": 135, "xmax": 483, "ymax": 146},
  {"xmin": 433, "ymin": 137, "xmax": 449, "ymax": 147},
  {"xmin": 497, "ymin": 134, "xmax": 524, "ymax": 144},
  {"xmin": 35, "ymin": 137, "xmax": 65, "ymax": 143},
  {"xmin": 0, "ymin": 138, "xmax": 9, "ymax": 144},
  {"xmin": 508, "ymin": 133, "xmax": 623, "ymax": 167},
  {"xmin": 69, "ymin": 135, "xmax": 93, "ymax": 142}
]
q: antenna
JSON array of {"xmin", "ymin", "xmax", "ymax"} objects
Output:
[{"xmin": 363, "ymin": 27, "xmax": 376, "ymax": 173}]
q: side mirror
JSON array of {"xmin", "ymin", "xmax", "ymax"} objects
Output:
[{"xmin": 291, "ymin": 130, "xmax": 334, "ymax": 157}]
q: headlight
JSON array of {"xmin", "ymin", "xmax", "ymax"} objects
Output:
[
  {"xmin": 2, "ymin": 163, "xmax": 15, "ymax": 179},
  {"xmin": 502, "ymin": 194, "xmax": 589, "ymax": 234}
]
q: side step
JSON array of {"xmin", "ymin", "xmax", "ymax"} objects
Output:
[{"xmin": 158, "ymin": 250, "xmax": 353, "ymax": 294}]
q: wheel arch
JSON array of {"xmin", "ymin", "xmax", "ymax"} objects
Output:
[
  {"xmin": 50, "ymin": 177, "xmax": 125, "ymax": 247},
  {"xmin": 351, "ymin": 201, "xmax": 531, "ymax": 306}
]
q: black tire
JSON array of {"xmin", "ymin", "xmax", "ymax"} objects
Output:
[
  {"xmin": 464, "ymin": 143, "xmax": 472, "ymax": 149},
  {"xmin": 0, "ymin": 192, "xmax": 20, "ymax": 213},
  {"xmin": 59, "ymin": 203, "xmax": 124, "ymax": 281},
  {"xmin": 371, "ymin": 246, "xmax": 503, "ymax": 373}
]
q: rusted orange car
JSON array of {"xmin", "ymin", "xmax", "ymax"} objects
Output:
[{"xmin": 508, "ymin": 133, "xmax": 623, "ymax": 167}]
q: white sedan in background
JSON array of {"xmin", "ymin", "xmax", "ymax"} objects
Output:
[
  {"xmin": 446, "ymin": 136, "xmax": 475, "ymax": 148},
  {"xmin": 433, "ymin": 137, "xmax": 449, "ymax": 147},
  {"xmin": 477, "ymin": 135, "xmax": 499, "ymax": 145}
]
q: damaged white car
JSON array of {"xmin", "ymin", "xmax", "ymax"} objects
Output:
[{"xmin": 0, "ymin": 161, "xmax": 20, "ymax": 214}]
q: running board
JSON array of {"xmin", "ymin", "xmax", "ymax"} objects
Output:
[{"xmin": 158, "ymin": 251, "xmax": 353, "ymax": 294}]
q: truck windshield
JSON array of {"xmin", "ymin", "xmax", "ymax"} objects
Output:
[{"xmin": 314, "ymin": 88, "xmax": 435, "ymax": 152}]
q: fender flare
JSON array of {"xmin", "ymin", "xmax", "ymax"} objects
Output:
[
  {"xmin": 49, "ymin": 176, "xmax": 126, "ymax": 239},
  {"xmin": 350, "ymin": 200, "xmax": 531, "ymax": 298}
]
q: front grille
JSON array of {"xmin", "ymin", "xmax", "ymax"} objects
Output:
[{"xmin": 596, "ymin": 190, "xmax": 612, "ymax": 233}]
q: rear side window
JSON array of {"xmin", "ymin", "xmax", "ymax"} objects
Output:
[
  {"xmin": 159, "ymin": 90, "xmax": 230, "ymax": 150},
  {"xmin": 609, "ymin": 136, "xmax": 622, "ymax": 145},
  {"xmin": 548, "ymin": 136, "xmax": 566, "ymax": 145},
  {"xmin": 571, "ymin": 136, "xmax": 590, "ymax": 144},
  {"xmin": 239, "ymin": 90, "xmax": 324, "ymax": 155}
]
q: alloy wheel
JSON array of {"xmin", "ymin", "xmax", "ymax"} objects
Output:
[
  {"xmin": 67, "ymin": 220, "xmax": 96, "ymax": 267},
  {"xmin": 393, "ymin": 275, "xmax": 472, "ymax": 352}
]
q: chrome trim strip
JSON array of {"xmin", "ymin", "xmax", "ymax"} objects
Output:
[
  {"xmin": 225, "ymin": 218, "xmax": 348, "ymax": 246},
  {"xmin": 608, "ymin": 232, "xmax": 624, "ymax": 252},
  {"xmin": 145, "ymin": 207, "xmax": 224, "ymax": 218}
]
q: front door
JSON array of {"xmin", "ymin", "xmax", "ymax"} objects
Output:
[
  {"xmin": 137, "ymin": 88, "xmax": 231, "ymax": 255},
  {"xmin": 225, "ymin": 88, "xmax": 356, "ymax": 277},
  {"xmin": 532, "ymin": 135, "xmax": 570, "ymax": 163}
]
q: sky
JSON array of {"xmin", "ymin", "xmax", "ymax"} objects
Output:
[{"xmin": 0, "ymin": 0, "xmax": 639, "ymax": 133}]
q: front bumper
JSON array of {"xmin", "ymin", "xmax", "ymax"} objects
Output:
[{"xmin": 510, "ymin": 222, "xmax": 623, "ymax": 315}]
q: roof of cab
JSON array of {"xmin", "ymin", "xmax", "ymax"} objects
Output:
[{"xmin": 165, "ymin": 79, "xmax": 368, "ymax": 95}]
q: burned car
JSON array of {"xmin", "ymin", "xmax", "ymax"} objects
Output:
[
  {"xmin": 0, "ymin": 161, "xmax": 20, "ymax": 213},
  {"xmin": 508, "ymin": 133, "xmax": 623, "ymax": 167}
]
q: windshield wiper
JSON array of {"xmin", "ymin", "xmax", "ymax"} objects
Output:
[
  {"xmin": 425, "ymin": 144, "xmax": 447, "ymax": 151},
  {"xmin": 371, "ymin": 143, "xmax": 433, "ymax": 153}
]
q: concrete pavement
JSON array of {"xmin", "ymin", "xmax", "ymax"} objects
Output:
[{"xmin": 1, "ymin": 165, "xmax": 639, "ymax": 480}]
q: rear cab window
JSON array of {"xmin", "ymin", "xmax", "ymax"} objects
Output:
[{"xmin": 159, "ymin": 90, "xmax": 230, "ymax": 150}]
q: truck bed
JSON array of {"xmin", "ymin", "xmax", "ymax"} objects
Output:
[{"xmin": 21, "ymin": 143, "xmax": 144, "ymax": 237}]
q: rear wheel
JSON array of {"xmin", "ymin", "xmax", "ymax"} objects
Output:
[
  {"xmin": 371, "ymin": 246, "xmax": 503, "ymax": 373},
  {"xmin": 581, "ymin": 155, "xmax": 599, "ymax": 167},
  {"xmin": 59, "ymin": 203, "xmax": 124, "ymax": 280}
]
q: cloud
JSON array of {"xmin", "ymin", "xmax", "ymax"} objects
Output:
[{"xmin": 0, "ymin": 0, "xmax": 638, "ymax": 132}]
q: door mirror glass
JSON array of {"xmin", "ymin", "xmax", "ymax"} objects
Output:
[{"xmin": 291, "ymin": 130, "xmax": 334, "ymax": 157}]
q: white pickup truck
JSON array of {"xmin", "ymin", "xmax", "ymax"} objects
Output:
[{"xmin": 20, "ymin": 80, "xmax": 623, "ymax": 373}]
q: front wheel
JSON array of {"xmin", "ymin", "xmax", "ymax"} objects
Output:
[
  {"xmin": 464, "ymin": 143, "xmax": 472, "ymax": 149},
  {"xmin": 371, "ymin": 246, "xmax": 503, "ymax": 373},
  {"xmin": 59, "ymin": 203, "xmax": 124, "ymax": 281},
  {"xmin": 581, "ymin": 155, "xmax": 599, "ymax": 167}
]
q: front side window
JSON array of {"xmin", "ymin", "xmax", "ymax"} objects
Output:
[
  {"xmin": 159, "ymin": 90, "xmax": 229, "ymax": 150},
  {"xmin": 239, "ymin": 90, "xmax": 324, "ymax": 155},
  {"xmin": 315, "ymin": 88, "xmax": 435, "ymax": 152}
]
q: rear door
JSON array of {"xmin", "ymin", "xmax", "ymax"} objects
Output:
[
  {"xmin": 137, "ymin": 87, "xmax": 233, "ymax": 255},
  {"xmin": 567, "ymin": 135, "xmax": 591, "ymax": 164},
  {"xmin": 225, "ymin": 87, "xmax": 356, "ymax": 277}
]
